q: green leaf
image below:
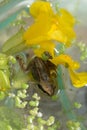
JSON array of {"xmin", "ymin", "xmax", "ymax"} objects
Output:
[{"xmin": 0, "ymin": 70, "xmax": 10, "ymax": 91}]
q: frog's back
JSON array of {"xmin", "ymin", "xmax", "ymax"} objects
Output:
[{"xmin": 30, "ymin": 57, "xmax": 50, "ymax": 82}]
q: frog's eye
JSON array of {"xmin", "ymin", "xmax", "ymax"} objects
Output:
[{"xmin": 50, "ymin": 70, "xmax": 57, "ymax": 78}]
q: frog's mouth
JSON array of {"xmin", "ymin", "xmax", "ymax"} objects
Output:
[{"xmin": 37, "ymin": 81, "xmax": 55, "ymax": 96}]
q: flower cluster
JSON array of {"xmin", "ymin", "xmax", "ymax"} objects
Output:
[
  {"xmin": 21, "ymin": 93, "xmax": 60, "ymax": 130},
  {"xmin": 67, "ymin": 120, "xmax": 81, "ymax": 130},
  {"xmin": 23, "ymin": 1, "xmax": 87, "ymax": 88}
]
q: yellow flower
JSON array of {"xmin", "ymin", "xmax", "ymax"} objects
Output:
[
  {"xmin": 23, "ymin": 1, "xmax": 76, "ymax": 47},
  {"xmin": 50, "ymin": 54, "xmax": 87, "ymax": 88},
  {"xmin": 23, "ymin": 1, "xmax": 87, "ymax": 88}
]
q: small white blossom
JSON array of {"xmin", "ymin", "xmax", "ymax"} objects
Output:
[{"xmin": 37, "ymin": 112, "xmax": 43, "ymax": 117}]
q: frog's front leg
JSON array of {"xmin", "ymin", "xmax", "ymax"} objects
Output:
[
  {"xmin": 16, "ymin": 54, "xmax": 32, "ymax": 73},
  {"xmin": 16, "ymin": 55, "xmax": 27, "ymax": 71}
]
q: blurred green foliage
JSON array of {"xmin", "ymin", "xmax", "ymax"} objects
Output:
[{"xmin": 0, "ymin": 106, "xmax": 25, "ymax": 130}]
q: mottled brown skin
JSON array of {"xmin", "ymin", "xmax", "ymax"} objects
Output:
[
  {"xmin": 28, "ymin": 57, "xmax": 57, "ymax": 95},
  {"xmin": 16, "ymin": 54, "xmax": 57, "ymax": 96}
]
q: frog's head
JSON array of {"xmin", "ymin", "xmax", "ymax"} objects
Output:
[{"xmin": 38, "ymin": 80, "xmax": 56, "ymax": 96}]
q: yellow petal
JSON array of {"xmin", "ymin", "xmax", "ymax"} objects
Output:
[
  {"xmin": 50, "ymin": 54, "xmax": 80, "ymax": 70},
  {"xmin": 47, "ymin": 24, "xmax": 67, "ymax": 44},
  {"xmin": 23, "ymin": 13, "xmax": 52, "ymax": 45},
  {"xmin": 69, "ymin": 69, "xmax": 87, "ymax": 88},
  {"xmin": 60, "ymin": 9, "xmax": 75, "ymax": 27},
  {"xmin": 30, "ymin": 1, "xmax": 53, "ymax": 18},
  {"xmin": 50, "ymin": 9, "xmax": 76, "ymax": 46}
]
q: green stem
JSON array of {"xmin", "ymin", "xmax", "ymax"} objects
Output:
[
  {"xmin": 1, "ymin": 28, "xmax": 27, "ymax": 55},
  {"xmin": 57, "ymin": 66, "xmax": 86, "ymax": 130}
]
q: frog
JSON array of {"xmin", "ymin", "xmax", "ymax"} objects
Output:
[{"xmin": 16, "ymin": 51, "xmax": 57, "ymax": 96}]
